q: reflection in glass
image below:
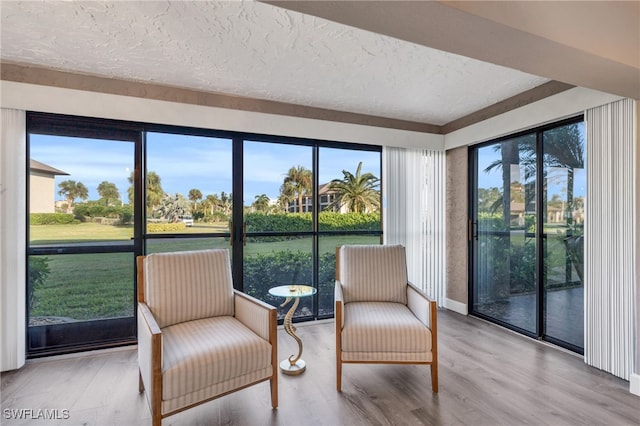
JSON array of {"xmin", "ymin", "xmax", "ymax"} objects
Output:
[
  {"xmin": 543, "ymin": 122, "xmax": 585, "ymax": 349},
  {"xmin": 146, "ymin": 133, "xmax": 232, "ymax": 233},
  {"xmin": 29, "ymin": 135, "xmax": 134, "ymax": 244},
  {"xmin": 28, "ymin": 253, "xmax": 134, "ymax": 324},
  {"xmin": 473, "ymin": 134, "xmax": 537, "ymax": 333}
]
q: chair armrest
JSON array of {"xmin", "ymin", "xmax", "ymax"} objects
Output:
[
  {"xmin": 335, "ymin": 280, "xmax": 344, "ymax": 330},
  {"xmin": 234, "ymin": 290, "xmax": 277, "ymax": 342},
  {"xmin": 406, "ymin": 282, "xmax": 436, "ymax": 330},
  {"xmin": 137, "ymin": 302, "xmax": 162, "ymax": 408}
]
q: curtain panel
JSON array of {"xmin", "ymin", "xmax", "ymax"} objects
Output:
[
  {"xmin": 585, "ymin": 98, "xmax": 637, "ymax": 380},
  {"xmin": 383, "ymin": 147, "xmax": 446, "ymax": 306},
  {"xmin": 1, "ymin": 108, "xmax": 27, "ymax": 371}
]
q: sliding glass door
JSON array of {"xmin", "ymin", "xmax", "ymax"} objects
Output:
[
  {"xmin": 471, "ymin": 133, "xmax": 538, "ymax": 335},
  {"xmin": 27, "ymin": 115, "xmax": 140, "ymax": 355},
  {"xmin": 470, "ymin": 117, "xmax": 585, "ymax": 352}
]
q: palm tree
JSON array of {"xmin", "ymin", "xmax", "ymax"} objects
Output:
[
  {"xmin": 57, "ymin": 180, "xmax": 89, "ymax": 213},
  {"xmin": 252, "ymin": 194, "xmax": 271, "ymax": 212},
  {"xmin": 328, "ymin": 162, "xmax": 380, "ymax": 213},
  {"xmin": 128, "ymin": 171, "xmax": 164, "ymax": 214},
  {"xmin": 97, "ymin": 181, "xmax": 120, "ymax": 206},
  {"xmin": 204, "ymin": 194, "xmax": 218, "ymax": 215},
  {"xmin": 188, "ymin": 188, "xmax": 202, "ymax": 214},
  {"xmin": 281, "ymin": 165, "xmax": 312, "ymax": 213}
]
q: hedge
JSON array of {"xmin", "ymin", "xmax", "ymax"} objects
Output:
[
  {"xmin": 147, "ymin": 222, "xmax": 187, "ymax": 233},
  {"xmin": 244, "ymin": 212, "xmax": 380, "ymax": 242},
  {"xmin": 30, "ymin": 213, "xmax": 77, "ymax": 225},
  {"xmin": 243, "ymin": 250, "xmax": 336, "ymax": 315}
]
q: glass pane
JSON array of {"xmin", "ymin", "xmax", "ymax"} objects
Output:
[
  {"xmin": 318, "ymin": 235, "xmax": 382, "ymax": 317},
  {"xmin": 146, "ymin": 237, "xmax": 230, "ymax": 254},
  {"xmin": 29, "ymin": 135, "xmax": 134, "ymax": 245},
  {"xmin": 318, "ymin": 148, "xmax": 381, "ymax": 231},
  {"xmin": 243, "ymin": 141, "xmax": 313, "ymax": 231},
  {"xmin": 146, "ymin": 133, "xmax": 232, "ymax": 233},
  {"xmin": 28, "ymin": 253, "xmax": 134, "ymax": 323},
  {"xmin": 243, "ymin": 236, "xmax": 313, "ymax": 320},
  {"xmin": 543, "ymin": 122, "xmax": 585, "ymax": 349},
  {"xmin": 473, "ymin": 134, "xmax": 537, "ymax": 333}
]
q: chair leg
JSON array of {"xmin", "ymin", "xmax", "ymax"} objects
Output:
[
  {"xmin": 151, "ymin": 402, "xmax": 161, "ymax": 426},
  {"xmin": 270, "ymin": 374, "xmax": 278, "ymax": 408},
  {"xmin": 431, "ymin": 362, "xmax": 439, "ymax": 393},
  {"xmin": 138, "ymin": 370, "xmax": 145, "ymax": 393},
  {"xmin": 336, "ymin": 358, "xmax": 342, "ymax": 392}
]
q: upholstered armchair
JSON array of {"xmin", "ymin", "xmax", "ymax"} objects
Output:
[
  {"xmin": 136, "ymin": 249, "xmax": 278, "ymax": 426},
  {"xmin": 335, "ymin": 245, "xmax": 438, "ymax": 393}
]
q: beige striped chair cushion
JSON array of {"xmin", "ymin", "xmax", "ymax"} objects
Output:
[
  {"xmin": 341, "ymin": 302, "xmax": 431, "ymax": 353},
  {"xmin": 339, "ymin": 245, "xmax": 408, "ymax": 304},
  {"xmin": 162, "ymin": 316, "xmax": 272, "ymax": 400},
  {"xmin": 144, "ymin": 249, "xmax": 234, "ymax": 328},
  {"xmin": 163, "ymin": 366, "xmax": 273, "ymax": 414}
]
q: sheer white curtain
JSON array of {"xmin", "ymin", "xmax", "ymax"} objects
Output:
[
  {"xmin": 585, "ymin": 98, "xmax": 637, "ymax": 380},
  {"xmin": 1, "ymin": 108, "xmax": 26, "ymax": 371},
  {"xmin": 383, "ymin": 147, "xmax": 446, "ymax": 305}
]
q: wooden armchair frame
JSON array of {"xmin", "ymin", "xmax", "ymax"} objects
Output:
[
  {"xmin": 334, "ymin": 246, "xmax": 438, "ymax": 393},
  {"xmin": 136, "ymin": 255, "xmax": 278, "ymax": 426}
]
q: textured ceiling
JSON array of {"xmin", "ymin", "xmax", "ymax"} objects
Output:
[{"xmin": 0, "ymin": 0, "xmax": 551, "ymax": 125}]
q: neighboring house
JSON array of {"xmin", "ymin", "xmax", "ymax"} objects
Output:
[
  {"xmin": 29, "ymin": 159, "xmax": 69, "ymax": 213},
  {"xmin": 287, "ymin": 183, "xmax": 349, "ymax": 213}
]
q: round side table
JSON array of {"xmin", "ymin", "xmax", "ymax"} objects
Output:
[{"xmin": 268, "ymin": 285, "xmax": 317, "ymax": 375}]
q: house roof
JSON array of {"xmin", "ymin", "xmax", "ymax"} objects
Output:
[{"xmin": 30, "ymin": 159, "xmax": 69, "ymax": 176}]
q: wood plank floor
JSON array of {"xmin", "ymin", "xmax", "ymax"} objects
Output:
[{"xmin": 2, "ymin": 310, "xmax": 638, "ymax": 425}]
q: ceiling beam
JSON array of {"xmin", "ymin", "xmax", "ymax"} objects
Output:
[{"xmin": 265, "ymin": 1, "xmax": 640, "ymax": 100}]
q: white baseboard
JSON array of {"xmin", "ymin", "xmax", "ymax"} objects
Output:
[
  {"xmin": 444, "ymin": 298, "xmax": 468, "ymax": 315},
  {"xmin": 630, "ymin": 373, "xmax": 640, "ymax": 397}
]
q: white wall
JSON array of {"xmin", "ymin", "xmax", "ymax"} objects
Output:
[{"xmin": 0, "ymin": 81, "xmax": 444, "ymax": 150}]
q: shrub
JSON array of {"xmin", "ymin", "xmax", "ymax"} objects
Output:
[
  {"xmin": 147, "ymin": 222, "xmax": 187, "ymax": 233},
  {"xmin": 73, "ymin": 202, "xmax": 133, "ymax": 224},
  {"xmin": 243, "ymin": 250, "xmax": 336, "ymax": 313},
  {"xmin": 28, "ymin": 256, "xmax": 51, "ymax": 310},
  {"xmin": 30, "ymin": 213, "xmax": 77, "ymax": 225}
]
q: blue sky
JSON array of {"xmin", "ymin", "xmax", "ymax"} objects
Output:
[{"xmin": 30, "ymin": 133, "xmax": 381, "ymax": 205}]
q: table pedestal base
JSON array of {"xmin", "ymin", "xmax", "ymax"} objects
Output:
[{"xmin": 280, "ymin": 358, "xmax": 306, "ymax": 376}]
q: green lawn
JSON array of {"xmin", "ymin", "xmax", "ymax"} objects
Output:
[{"xmin": 29, "ymin": 223, "xmax": 379, "ymax": 322}]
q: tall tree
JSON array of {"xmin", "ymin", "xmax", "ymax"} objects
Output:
[
  {"xmin": 57, "ymin": 180, "xmax": 89, "ymax": 213},
  {"xmin": 97, "ymin": 181, "xmax": 120, "ymax": 206},
  {"xmin": 128, "ymin": 171, "xmax": 164, "ymax": 214},
  {"xmin": 328, "ymin": 162, "xmax": 380, "ymax": 213},
  {"xmin": 252, "ymin": 194, "xmax": 271, "ymax": 212},
  {"xmin": 280, "ymin": 165, "xmax": 312, "ymax": 213},
  {"xmin": 154, "ymin": 193, "xmax": 190, "ymax": 223},
  {"xmin": 188, "ymin": 188, "xmax": 202, "ymax": 214}
]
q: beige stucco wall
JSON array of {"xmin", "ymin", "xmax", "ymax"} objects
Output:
[
  {"xmin": 29, "ymin": 171, "xmax": 55, "ymax": 213},
  {"xmin": 445, "ymin": 146, "xmax": 468, "ymax": 306}
]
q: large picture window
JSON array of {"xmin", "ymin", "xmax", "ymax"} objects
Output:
[{"xmin": 26, "ymin": 113, "xmax": 382, "ymax": 355}]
